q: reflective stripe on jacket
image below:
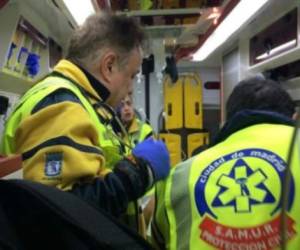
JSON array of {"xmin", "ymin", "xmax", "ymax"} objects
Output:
[
  {"xmin": 127, "ymin": 118, "xmax": 153, "ymax": 147},
  {"xmin": 1, "ymin": 60, "xmax": 122, "ymax": 190}
]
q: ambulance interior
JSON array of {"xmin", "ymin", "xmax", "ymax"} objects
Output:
[{"xmin": 0, "ymin": 0, "xmax": 300, "ymax": 174}]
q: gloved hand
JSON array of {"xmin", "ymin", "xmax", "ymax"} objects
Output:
[{"xmin": 132, "ymin": 138, "xmax": 170, "ymax": 181}]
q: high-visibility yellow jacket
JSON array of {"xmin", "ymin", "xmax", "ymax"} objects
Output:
[
  {"xmin": 126, "ymin": 117, "xmax": 153, "ymax": 148},
  {"xmin": 0, "ymin": 59, "xmax": 151, "ymax": 219},
  {"xmin": 152, "ymin": 111, "xmax": 300, "ymax": 250},
  {"xmin": 1, "ymin": 59, "xmax": 124, "ymax": 188},
  {"xmin": 122, "ymin": 116, "xmax": 154, "ymax": 235}
]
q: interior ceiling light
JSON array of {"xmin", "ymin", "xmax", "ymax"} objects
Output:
[
  {"xmin": 62, "ymin": 0, "xmax": 95, "ymax": 26},
  {"xmin": 193, "ymin": 0, "xmax": 270, "ymax": 62},
  {"xmin": 256, "ymin": 39, "xmax": 297, "ymax": 60}
]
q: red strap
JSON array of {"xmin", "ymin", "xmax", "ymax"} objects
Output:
[{"xmin": 0, "ymin": 155, "xmax": 22, "ymax": 178}]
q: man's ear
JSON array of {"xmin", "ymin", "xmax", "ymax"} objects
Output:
[{"xmin": 99, "ymin": 51, "xmax": 117, "ymax": 82}]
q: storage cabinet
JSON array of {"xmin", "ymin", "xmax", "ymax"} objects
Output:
[
  {"xmin": 249, "ymin": 8, "xmax": 297, "ymax": 66},
  {"xmin": 0, "ymin": 0, "xmax": 73, "ymax": 95},
  {"xmin": 164, "ymin": 74, "xmax": 203, "ymax": 130},
  {"xmin": 160, "ymin": 73, "xmax": 209, "ymax": 166},
  {"xmin": 3, "ymin": 18, "xmax": 48, "ymax": 82},
  {"xmin": 0, "ymin": 0, "xmax": 73, "ymax": 138}
]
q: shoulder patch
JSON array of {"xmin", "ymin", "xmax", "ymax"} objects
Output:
[{"xmin": 45, "ymin": 152, "xmax": 63, "ymax": 177}]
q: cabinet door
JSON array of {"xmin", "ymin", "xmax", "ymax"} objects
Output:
[
  {"xmin": 163, "ymin": 76, "xmax": 183, "ymax": 130},
  {"xmin": 159, "ymin": 133, "xmax": 181, "ymax": 167},
  {"xmin": 184, "ymin": 74, "xmax": 203, "ymax": 129},
  {"xmin": 187, "ymin": 132, "xmax": 209, "ymax": 157}
]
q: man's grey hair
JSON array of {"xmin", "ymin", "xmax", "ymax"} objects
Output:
[{"xmin": 66, "ymin": 12, "xmax": 145, "ymax": 69}]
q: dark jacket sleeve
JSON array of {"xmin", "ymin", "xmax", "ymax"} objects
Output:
[{"xmin": 69, "ymin": 157, "xmax": 152, "ymax": 217}]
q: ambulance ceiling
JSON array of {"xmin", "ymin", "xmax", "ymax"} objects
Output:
[
  {"xmin": 30, "ymin": 0, "xmax": 237, "ymax": 65},
  {"xmin": 95, "ymin": 0, "xmax": 224, "ymax": 29},
  {"xmin": 92, "ymin": 0, "xmax": 234, "ymax": 65},
  {"xmin": 94, "ymin": 0, "xmax": 227, "ymax": 39},
  {"xmin": 2, "ymin": 0, "xmax": 242, "ymax": 67}
]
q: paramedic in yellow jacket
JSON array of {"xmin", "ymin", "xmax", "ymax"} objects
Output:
[
  {"xmin": 118, "ymin": 94, "xmax": 156, "ymax": 227},
  {"xmin": 0, "ymin": 13, "xmax": 170, "ymax": 220},
  {"xmin": 118, "ymin": 94, "xmax": 154, "ymax": 149},
  {"xmin": 152, "ymin": 77, "xmax": 300, "ymax": 250}
]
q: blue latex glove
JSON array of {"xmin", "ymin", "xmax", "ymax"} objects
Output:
[
  {"xmin": 26, "ymin": 53, "xmax": 40, "ymax": 76},
  {"xmin": 132, "ymin": 138, "xmax": 170, "ymax": 181}
]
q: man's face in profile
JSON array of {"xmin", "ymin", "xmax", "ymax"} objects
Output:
[
  {"xmin": 107, "ymin": 48, "xmax": 142, "ymax": 108},
  {"xmin": 120, "ymin": 95, "xmax": 135, "ymax": 125}
]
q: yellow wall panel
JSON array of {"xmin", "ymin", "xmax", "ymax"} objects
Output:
[
  {"xmin": 187, "ymin": 132, "xmax": 209, "ymax": 157},
  {"xmin": 159, "ymin": 133, "xmax": 181, "ymax": 167},
  {"xmin": 184, "ymin": 74, "xmax": 203, "ymax": 129},
  {"xmin": 163, "ymin": 76, "xmax": 183, "ymax": 130}
]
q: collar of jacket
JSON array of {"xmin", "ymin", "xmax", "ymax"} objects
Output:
[
  {"xmin": 53, "ymin": 59, "xmax": 110, "ymax": 102},
  {"xmin": 212, "ymin": 110, "xmax": 295, "ymax": 146},
  {"xmin": 127, "ymin": 116, "xmax": 139, "ymax": 134}
]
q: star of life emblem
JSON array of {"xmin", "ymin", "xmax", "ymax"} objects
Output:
[
  {"xmin": 212, "ymin": 159, "xmax": 275, "ymax": 213},
  {"xmin": 194, "ymin": 148, "xmax": 296, "ymax": 250}
]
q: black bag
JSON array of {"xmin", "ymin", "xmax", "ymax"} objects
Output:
[{"xmin": 0, "ymin": 179, "xmax": 152, "ymax": 250}]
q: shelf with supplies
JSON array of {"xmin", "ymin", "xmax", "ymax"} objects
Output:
[
  {"xmin": 0, "ymin": 17, "xmax": 48, "ymax": 94},
  {"xmin": 248, "ymin": 45, "xmax": 300, "ymax": 75},
  {"xmin": 2, "ymin": 17, "xmax": 48, "ymax": 86},
  {"xmin": 247, "ymin": 7, "xmax": 299, "ymax": 75},
  {"xmin": 0, "ymin": 0, "xmax": 71, "ymax": 94}
]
